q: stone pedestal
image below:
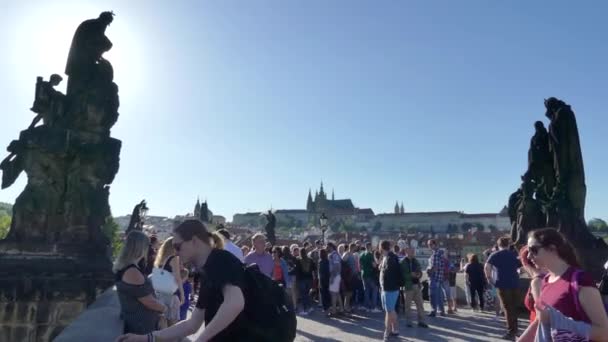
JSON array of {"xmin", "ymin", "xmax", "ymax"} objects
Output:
[{"xmin": 0, "ymin": 242, "xmax": 113, "ymax": 341}]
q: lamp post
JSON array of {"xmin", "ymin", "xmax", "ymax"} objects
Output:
[{"xmin": 320, "ymin": 213, "xmax": 328, "ymax": 245}]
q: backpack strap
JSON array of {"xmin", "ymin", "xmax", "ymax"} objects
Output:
[{"xmin": 568, "ymin": 268, "xmax": 588, "ymax": 321}]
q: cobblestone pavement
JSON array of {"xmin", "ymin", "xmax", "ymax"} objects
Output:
[{"xmin": 188, "ymin": 303, "xmax": 529, "ymax": 341}]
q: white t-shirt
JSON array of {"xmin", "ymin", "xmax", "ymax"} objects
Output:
[{"xmin": 224, "ymin": 240, "xmax": 244, "ymax": 262}]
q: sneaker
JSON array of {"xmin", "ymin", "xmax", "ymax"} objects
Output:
[
  {"xmin": 298, "ymin": 310, "xmax": 306, "ymax": 315},
  {"xmin": 389, "ymin": 331, "xmax": 399, "ymax": 337},
  {"xmin": 428, "ymin": 312, "xmax": 436, "ymax": 317},
  {"xmin": 418, "ymin": 322, "xmax": 429, "ymax": 328},
  {"xmin": 307, "ymin": 308, "xmax": 314, "ymax": 314}
]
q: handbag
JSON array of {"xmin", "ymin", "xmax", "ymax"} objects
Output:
[{"xmin": 149, "ymin": 267, "xmax": 178, "ymax": 295}]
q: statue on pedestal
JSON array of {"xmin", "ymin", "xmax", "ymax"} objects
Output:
[
  {"xmin": 0, "ymin": 11, "xmax": 121, "ymax": 256},
  {"xmin": 126, "ymin": 200, "xmax": 148, "ymax": 234},
  {"xmin": 264, "ymin": 210, "xmax": 277, "ymax": 246}
]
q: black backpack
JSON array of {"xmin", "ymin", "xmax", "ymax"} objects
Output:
[
  {"xmin": 242, "ymin": 264, "xmax": 297, "ymax": 342},
  {"xmin": 599, "ymin": 270, "xmax": 608, "ymax": 295}
]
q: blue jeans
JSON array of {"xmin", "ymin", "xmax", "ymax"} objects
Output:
[
  {"xmin": 430, "ymin": 280, "xmax": 445, "ymax": 313},
  {"xmin": 363, "ymin": 277, "xmax": 379, "ymax": 309},
  {"xmin": 298, "ymin": 278, "xmax": 313, "ymax": 310}
]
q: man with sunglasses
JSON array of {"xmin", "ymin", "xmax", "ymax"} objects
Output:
[{"xmin": 484, "ymin": 237, "xmax": 522, "ymax": 340}]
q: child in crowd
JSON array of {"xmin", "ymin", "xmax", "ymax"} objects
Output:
[{"xmin": 179, "ymin": 269, "xmax": 192, "ymax": 321}]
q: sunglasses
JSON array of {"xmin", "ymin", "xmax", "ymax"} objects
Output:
[{"xmin": 528, "ymin": 245, "xmax": 542, "ymax": 255}]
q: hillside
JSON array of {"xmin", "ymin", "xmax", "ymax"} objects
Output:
[{"xmin": 0, "ymin": 202, "xmax": 12, "ymax": 217}]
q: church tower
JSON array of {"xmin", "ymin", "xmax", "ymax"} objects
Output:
[
  {"xmin": 394, "ymin": 201, "xmax": 400, "ymax": 214},
  {"xmin": 332, "ymin": 188, "xmax": 335, "ymax": 201},
  {"xmin": 194, "ymin": 198, "xmax": 201, "ymax": 217},
  {"xmin": 306, "ymin": 189, "xmax": 314, "ymax": 212},
  {"xmin": 200, "ymin": 200, "xmax": 209, "ymax": 223},
  {"xmin": 400, "ymin": 202, "xmax": 405, "ymax": 214}
]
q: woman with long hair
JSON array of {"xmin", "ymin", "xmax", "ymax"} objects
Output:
[
  {"xmin": 518, "ymin": 228, "xmax": 608, "ymax": 341},
  {"xmin": 114, "ymin": 231, "xmax": 167, "ymax": 334},
  {"xmin": 154, "ymin": 236, "xmax": 185, "ymax": 327},
  {"xmin": 117, "ymin": 219, "xmax": 263, "ymax": 342},
  {"xmin": 464, "ymin": 254, "xmax": 485, "ymax": 312},
  {"xmin": 519, "ymin": 245, "xmax": 545, "ymax": 323}
]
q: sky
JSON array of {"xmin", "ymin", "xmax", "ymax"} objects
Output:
[{"xmin": 0, "ymin": 1, "xmax": 606, "ymax": 221}]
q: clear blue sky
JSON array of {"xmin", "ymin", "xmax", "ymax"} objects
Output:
[{"xmin": 1, "ymin": 1, "xmax": 606, "ymax": 221}]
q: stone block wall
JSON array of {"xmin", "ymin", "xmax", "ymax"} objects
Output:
[{"xmin": 0, "ymin": 255, "xmax": 113, "ymax": 342}]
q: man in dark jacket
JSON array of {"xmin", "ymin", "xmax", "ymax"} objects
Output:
[{"xmin": 379, "ymin": 240, "xmax": 403, "ymax": 341}]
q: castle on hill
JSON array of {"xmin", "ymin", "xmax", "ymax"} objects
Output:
[{"xmin": 232, "ymin": 182, "xmax": 510, "ymax": 232}]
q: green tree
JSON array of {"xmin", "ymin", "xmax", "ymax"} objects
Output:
[
  {"xmin": 588, "ymin": 218, "xmax": 608, "ymax": 232},
  {"xmin": 102, "ymin": 216, "xmax": 123, "ymax": 259},
  {"xmin": 0, "ymin": 214, "xmax": 11, "ymax": 239}
]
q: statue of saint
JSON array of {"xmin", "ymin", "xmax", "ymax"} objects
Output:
[
  {"xmin": 65, "ymin": 11, "xmax": 114, "ymax": 94},
  {"xmin": 514, "ymin": 176, "xmax": 544, "ymax": 246},
  {"xmin": 264, "ymin": 210, "xmax": 277, "ymax": 246},
  {"xmin": 545, "ymin": 97, "xmax": 586, "ymax": 221},
  {"xmin": 29, "ymin": 74, "xmax": 65, "ymax": 129},
  {"xmin": 126, "ymin": 200, "xmax": 148, "ymax": 234}
]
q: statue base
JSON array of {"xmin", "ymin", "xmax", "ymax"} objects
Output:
[{"xmin": 0, "ymin": 241, "xmax": 113, "ymax": 341}]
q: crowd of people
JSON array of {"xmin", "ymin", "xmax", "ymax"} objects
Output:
[{"xmin": 112, "ymin": 221, "xmax": 608, "ymax": 342}]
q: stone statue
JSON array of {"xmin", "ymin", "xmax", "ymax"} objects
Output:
[
  {"xmin": 0, "ymin": 12, "xmax": 124, "ymax": 341},
  {"xmin": 264, "ymin": 210, "xmax": 277, "ymax": 246},
  {"xmin": 527, "ymin": 121, "xmax": 555, "ymax": 202},
  {"xmin": 513, "ymin": 175, "xmax": 544, "ymax": 246},
  {"xmin": 65, "ymin": 11, "xmax": 114, "ymax": 95},
  {"xmin": 0, "ymin": 10, "xmax": 121, "ymax": 253},
  {"xmin": 545, "ymin": 97, "xmax": 586, "ymax": 224},
  {"xmin": 508, "ymin": 187, "xmax": 523, "ymax": 242},
  {"xmin": 126, "ymin": 200, "xmax": 148, "ymax": 234},
  {"xmin": 29, "ymin": 74, "xmax": 66, "ymax": 129}
]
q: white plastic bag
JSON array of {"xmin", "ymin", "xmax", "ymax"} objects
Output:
[{"xmin": 149, "ymin": 267, "xmax": 178, "ymax": 295}]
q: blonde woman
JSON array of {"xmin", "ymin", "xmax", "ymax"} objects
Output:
[
  {"xmin": 114, "ymin": 231, "xmax": 167, "ymax": 334},
  {"xmin": 154, "ymin": 236, "xmax": 185, "ymax": 327}
]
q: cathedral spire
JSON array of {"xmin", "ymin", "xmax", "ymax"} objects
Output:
[
  {"xmin": 394, "ymin": 201, "xmax": 400, "ymax": 214},
  {"xmin": 319, "ymin": 181, "xmax": 325, "ymax": 198},
  {"xmin": 307, "ymin": 189, "xmax": 314, "ymax": 212},
  {"xmin": 400, "ymin": 202, "xmax": 405, "ymax": 214},
  {"xmin": 332, "ymin": 188, "xmax": 335, "ymax": 201},
  {"xmin": 194, "ymin": 197, "xmax": 201, "ymax": 217}
]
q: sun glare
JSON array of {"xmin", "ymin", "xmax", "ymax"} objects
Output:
[{"xmin": 10, "ymin": 2, "xmax": 144, "ymax": 97}]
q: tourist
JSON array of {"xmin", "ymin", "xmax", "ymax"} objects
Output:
[
  {"xmin": 373, "ymin": 249, "xmax": 383, "ymax": 311},
  {"xmin": 341, "ymin": 243, "xmax": 356, "ymax": 313},
  {"xmin": 271, "ymin": 247, "xmax": 290, "ymax": 288},
  {"xmin": 360, "ymin": 242, "xmax": 381, "ymax": 313},
  {"xmin": 154, "ymin": 236, "xmax": 185, "ymax": 327},
  {"xmin": 144, "ymin": 235, "xmax": 160, "ymax": 276},
  {"xmin": 461, "ymin": 255, "xmax": 472, "ymax": 307},
  {"xmin": 348, "ymin": 242, "xmax": 364, "ymax": 310},
  {"xmin": 519, "ymin": 246, "xmax": 544, "ymax": 323},
  {"xmin": 519, "ymin": 228, "xmax": 608, "ymax": 341},
  {"xmin": 484, "ymin": 236, "xmax": 521, "ymax": 340},
  {"xmin": 295, "ymin": 243, "xmax": 316, "ymax": 315},
  {"xmin": 241, "ymin": 245, "xmax": 250, "ymax": 256},
  {"xmin": 327, "ymin": 242, "xmax": 344, "ymax": 316},
  {"xmin": 114, "ymin": 231, "xmax": 166, "ymax": 334},
  {"xmin": 464, "ymin": 254, "xmax": 485, "ymax": 312},
  {"xmin": 401, "ymin": 247, "xmax": 428, "ymax": 328},
  {"xmin": 308, "ymin": 239, "xmax": 324, "ymax": 265},
  {"xmin": 379, "ymin": 240, "xmax": 403, "ymax": 340},
  {"xmin": 179, "ymin": 268, "xmax": 192, "ymax": 321},
  {"xmin": 284, "ymin": 245, "xmax": 299, "ymax": 309},
  {"xmin": 244, "ymin": 233, "xmax": 273, "ymax": 278},
  {"xmin": 426, "ymin": 239, "xmax": 446, "ymax": 317},
  {"xmin": 447, "ymin": 261, "xmax": 458, "ymax": 313},
  {"xmin": 117, "ymin": 219, "xmax": 255, "ymax": 342},
  {"xmin": 217, "ymin": 228, "xmax": 244, "ymax": 262},
  {"xmin": 318, "ymin": 248, "xmax": 331, "ymax": 312}
]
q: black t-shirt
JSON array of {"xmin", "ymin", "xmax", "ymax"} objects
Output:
[
  {"xmin": 196, "ymin": 249, "xmax": 247, "ymax": 341},
  {"xmin": 465, "ymin": 263, "xmax": 485, "ymax": 288}
]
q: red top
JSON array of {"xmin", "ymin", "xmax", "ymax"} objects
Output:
[
  {"xmin": 539, "ymin": 267, "xmax": 595, "ymax": 323},
  {"xmin": 273, "ymin": 263, "xmax": 283, "ymax": 282}
]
